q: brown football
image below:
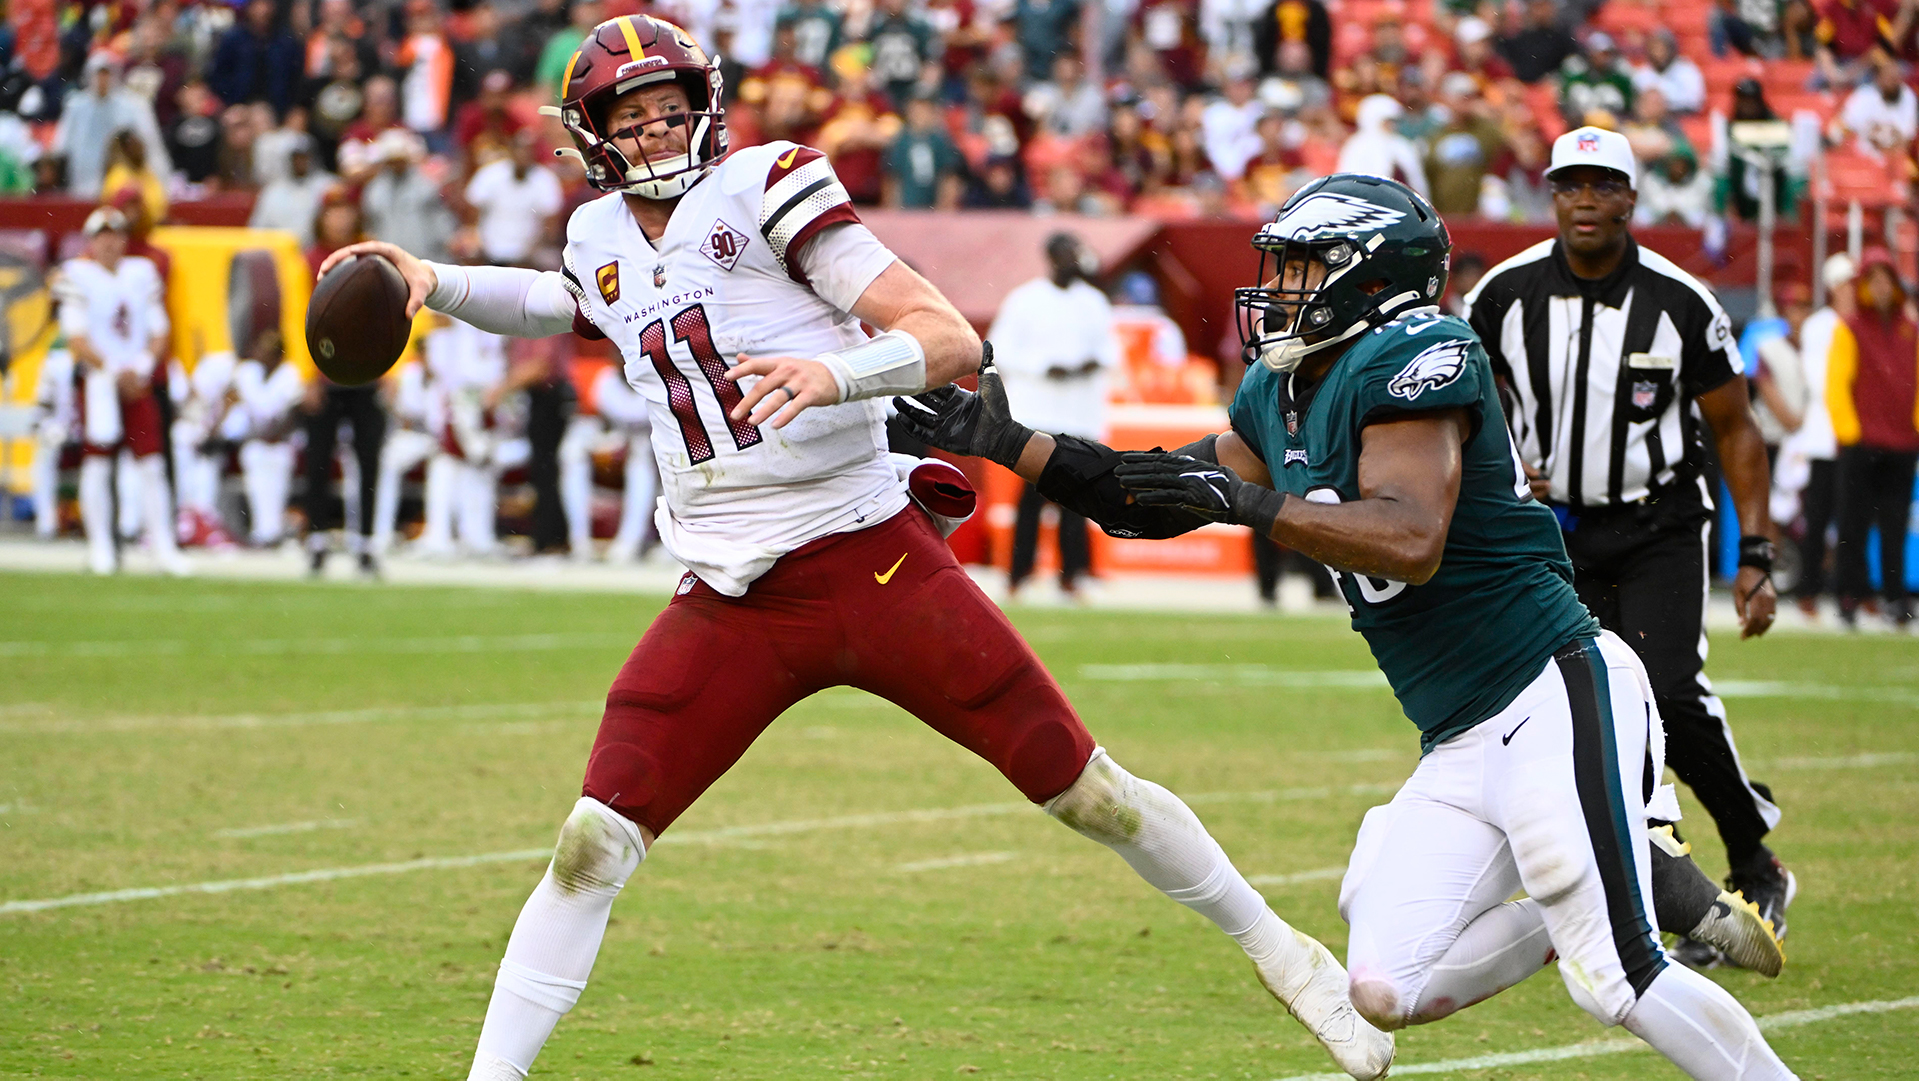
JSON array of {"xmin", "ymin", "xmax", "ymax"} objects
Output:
[{"xmin": 304, "ymin": 253, "xmax": 412, "ymax": 386}]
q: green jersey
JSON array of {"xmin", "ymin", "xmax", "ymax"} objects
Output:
[{"xmin": 1229, "ymin": 310, "xmax": 1598, "ymax": 751}]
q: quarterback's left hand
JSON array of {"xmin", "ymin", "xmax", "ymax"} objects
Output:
[
  {"xmin": 1115, "ymin": 451, "xmax": 1284, "ymax": 532},
  {"xmin": 726, "ymin": 353, "xmax": 841, "ymax": 429},
  {"xmin": 1732, "ymin": 565, "xmax": 1776, "ymax": 639}
]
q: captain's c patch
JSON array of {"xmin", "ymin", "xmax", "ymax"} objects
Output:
[{"xmin": 596, "ymin": 261, "xmax": 621, "ymax": 305}]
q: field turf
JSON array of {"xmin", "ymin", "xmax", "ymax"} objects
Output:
[{"xmin": 2, "ymin": 570, "xmax": 1915, "ymax": 1079}]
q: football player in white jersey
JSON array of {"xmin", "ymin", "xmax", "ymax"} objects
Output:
[
  {"xmin": 53, "ymin": 206, "xmax": 188, "ymax": 576},
  {"xmin": 30, "ymin": 341, "xmax": 77, "ymax": 539},
  {"xmin": 322, "ymin": 16, "xmax": 1392, "ymax": 1081}
]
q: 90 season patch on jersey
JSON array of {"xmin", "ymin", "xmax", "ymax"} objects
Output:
[{"xmin": 1388, "ymin": 339, "xmax": 1471, "ymax": 400}]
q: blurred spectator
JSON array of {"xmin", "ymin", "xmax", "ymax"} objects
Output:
[
  {"xmin": 1711, "ymin": 0, "xmax": 1773, "ymax": 56},
  {"xmin": 121, "ymin": 13, "xmax": 190, "ymax": 128},
  {"xmin": 1253, "ymin": 0, "xmax": 1331, "ymax": 79},
  {"xmin": 1423, "ymin": 75, "xmax": 1507, "ymax": 216},
  {"xmin": 1133, "ymin": 0, "xmax": 1207, "ymax": 89},
  {"xmin": 207, "ymin": 0, "xmax": 301, "ymax": 118},
  {"xmin": 963, "ymin": 153, "xmax": 1033, "ymax": 207},
  {"xmin": 452, "ymin": 5, "xmax": 516, "ymax": 107},
  {"xmin": 306, "ymin": 0, "xmax": 381, "ymax": 82},
  {"xmin": 1237, "ymin": 109, "xmax": 1295, "ymax": 211},
  {"xmin": 1201, "ymin": 63, "xmax": 1263, "ymax": 179},
  {"xmin": 1789, "ymin": 253, "xmax": 1855, "ymax": 616},
  {"xmin": 306, "ymin": 186, "xmax": 366, "ymax": 278},
  {"xmin": 1637, "ymin": 148, "xmax": 1714, "ymax": 227},
  {"xmin": 884, "ymin": 91, "xmax": 964, "ymax": 207},
  {"xmin": 1835, "ymin": 52, "xmax": 1918, "ymax": 154},
  {"xmin": 304, "ymin": 36, "xmax": 371, "ymax": 169},
  {"xmin": 454, "ymin": 71, "xmax": 530, "ymax": 168},
  {"xmin": 1394, "ymin": 69, "xmax": 1446, "ymax": 148},
  {"xmin": 1622, "ymin": 86, "xmax": 1689, "ymax": 163},
  {"xmin": 465, "ymin": 133, "xmax": 564, "ymax": 265},
  {"xmin": 0, "ymin": 109, "xmax": 40, "ymax": 193},
  {"xmin": 1780, "ymin": 0, "xmax": 1821, "ymax": 59},
  {"xmin": 777, "ymin": 0, "xmax": 844, "ymax": 72},
  {"xmin": 866, "ymin": 0, "xmax": 941, "ymax": 110},
  {"xmin": 1203, "ymin": 0, "xmax": 1269, "ymax": 73},
  {"xmin": 1827, "ymin": 247, "xmax": 1919, "ymax": 626},
  {"xmin": 1752, "ymin": 282, "xmax": 1814, "ymax": 451},
  {"xmin": 739, "ymin": 25, "xmax": 830, "ymax": 145},
  {"xmin": 1269, "ymin": 41, "xmax": 1331, "ymax": 110},
  {"xmin": 396, "ymin": 1, "xmax": 455, "ymax": 151},
  {"xmin": 250, "ymin": 136, "xmax": 337, "ymax": 247},
  {"xmin": 1716, "ymin": 78, "xmax": 1800, "ymax": 221},
  {"xmin": 815, "ymin": 73, "xmax": 901, "ymax": 204},
  {"xmin": 1453, "ymin": 17, "xmax": 1514, "ymax": 85},
  {"xmin": 1559, "ymin": 32, "xmax": 1634, "ymax": 126},
  {"xmin": 1813, "ymin": 0, "xmax": 1900, "ymax": 86},
  {"xmin": 165, "ymin": 80, "xmax": 222, "ymax": 186},
  {"xmin": 1337, "ymin": 93, "xmax": 1427, "ymax": 194},
  {"xmin": 338, "ymin": 76, "xmax": 406, "ymax": 184},
  {"xmin": 55, "ymin": 54, "xmax": 170, "ymax": 198},
  {"xmin": 1028, "ymin": 52, "xmax": 1108, "ymax": 137},
  {"xmin": 1634, "ymin": 30, "xmax": 1706, "ymax": 114},
  {"xmin": 101, "ymin": 129, "xmax": 169, "ymax": 224},
  {"xmin": 361, "ymin": 129, "xmax": 456, "ymax": 261},
  {"xmin": 536, "ymin": 0, "xmax": 603, "ymax": 98},
  {"xmin": 254, "ymin": 104, "xmax": 313, "ymax": 185},
  {"xmin": 991, "ymin": 232, "xmax": 1118, "ymax": 599},
  {"xmin": 1011, "ymin": 0, "xmax": 1084, "ymax": 86},
  {"xmin": 925, "ymin": 0, "xmax": 994, "ymax": 93},
  {"xmin": 1367, "ymin": 11, "xmax": 1410, "ymax": 80},
  {"xmin": 215, "ymin": 103, "xmax": 263, "ymax": 190},
  {"xmin": 1498, "ymin": 0, "xmax": 1579, "ymax": 84}
]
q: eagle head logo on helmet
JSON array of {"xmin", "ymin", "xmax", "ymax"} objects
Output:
[
  {"xmin": 545, "ymin": 15, "xmax": 728, "ymax": 200},
  {"xmin": 1233, "ymin": 174, "xmax": 1452, "ymax": 375}
]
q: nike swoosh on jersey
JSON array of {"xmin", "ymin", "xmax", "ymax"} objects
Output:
[
  {"xmin": 1501, "ymin": 716, "xmax": 1530, "ymax": 745},
  {"xmin": 776, "ymin": 147, "xmax": 798, "ymax": 169},
  {"xmin": 874, "ymin": 553, "xmax": 908, "ymax": 584}
]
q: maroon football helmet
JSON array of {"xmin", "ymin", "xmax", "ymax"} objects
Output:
[{"xmin": 547, "ymin": 15, "xmax": 727, "ymax": 198}]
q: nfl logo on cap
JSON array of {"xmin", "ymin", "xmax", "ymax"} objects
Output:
[
  {"xmin": 1548, "ymin": 125, "xmax": 1637, "ymax": 190},
  {"xmin": 1577, "ymin": 132, "xmax": 1599, "ymax": 153}
]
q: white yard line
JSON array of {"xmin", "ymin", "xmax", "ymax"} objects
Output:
[
  {"xmin": 0, "ymin": 783, "xmax": 1392, "ymax": 916},
  {"xmin": 1273, "ymin": 995, "xmax": 1919, "ymax": 1080},
  {"xmin": 1767, "ymin": 751, "xmax": 1919, "ymax": 770},
  {"xmin": 1079, "ymin": 665, "xmax": 1392, "ymax": 688},
  {"xmin": 1247, "ymin": 866, "xmax": 1346, "ymax": 888},
  {"xmin": 0, "ymin": 632, "xmax": 635, "ymax": 659},
  {"xmin": 895, "ymin": 851, "xmax": 1021, "ymax": 872},
  {"xmin": 0, "ymin": 700, "xmax": 607, "ymax": 735},
  {"xmin": 213, "ymin": 819, "xmax": 362, "ymax": 839}
]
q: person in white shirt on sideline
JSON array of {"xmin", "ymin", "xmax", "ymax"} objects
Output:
[
  {"xmin": 988, "ymin": 231, "xmax": 1120, "ymax": 598},
  {"xmin": 227, "ymin": 330, "xmax": 307, "ymax": 546},
  {"xmin": 464, "ymin": 132, "xmax": 566, "ymax": 266},
  {"xmin": 1785, "ymin": 254, "xmax": 1855, "ymax": 616},
  {"xmin": 372, "ymin": 357, "xmax": 445, "ymax": 558}
]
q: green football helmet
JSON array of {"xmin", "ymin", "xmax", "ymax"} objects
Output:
[{"xmin": 1235, "ymin": 173, "xmax": 1453, "ymax": 373}]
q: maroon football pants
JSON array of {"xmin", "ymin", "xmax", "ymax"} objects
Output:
[{"xmin": 583, "ymin": 507, "xmax": 1097, "ymax": 837}]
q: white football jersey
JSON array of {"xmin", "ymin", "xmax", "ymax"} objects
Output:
[
  {"xmin": 561, "ymin": 141, "xmax": 903, "ymax": 594},
  {"xmin": 231, "ymin": 358, "xmax": 305, "ymax": 440},
  {"xmin": 54, "ymin": 256, "xmax": 169, "ymax": 374}
]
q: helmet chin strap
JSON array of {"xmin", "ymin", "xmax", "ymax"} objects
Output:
[{"xmin": 1256, "ymin": 289, "xmax": 1425, "ymax": 373}]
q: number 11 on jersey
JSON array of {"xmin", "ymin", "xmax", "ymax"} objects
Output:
[{"xmin": 638, "ymin": 304, "xmax": 763, "ymax": 464}]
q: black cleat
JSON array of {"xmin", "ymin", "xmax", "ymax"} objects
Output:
[{"xmin": 1728, "ymin": 848, "xmax": 1797, "ymax": 943}]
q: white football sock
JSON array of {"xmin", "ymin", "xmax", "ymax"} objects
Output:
[
  {"xmin": 1409, "ymin": 899, "xmax": 1552, "ymax": 1023},
  {"xmin": 1046, "ymin": 750, "xmax": 1288, "ymax": 961},
  {"xmin": 1623, "ymin": 964, "xmax": 1797, "ymax": 1079},
  {"xmin": 469, "ymin": 798, "xmax": 644, "ymax": 1081},
  {"xmin": 135, "ymin": 455, "xmax": 185, "ymax": 568},
  {"xmin": 418, "ymin": 455, "xmax": 456, "ymax": 554},
  {"xmin": 116, "ymin": 447, "xmax": 142, "ymax": 539},
  {"xmin": 79, "ymin": 455, "xmax": 115, "ymax": 573}
]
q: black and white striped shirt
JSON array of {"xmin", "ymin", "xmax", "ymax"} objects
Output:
[{"xmin": 1462, "ymin": 236, "xmax": 1743, "ymax": 510}]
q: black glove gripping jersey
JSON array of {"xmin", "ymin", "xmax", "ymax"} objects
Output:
[{"xmin": 1229, "ymin": 309, "xmax": 1600, "ymax": 751}]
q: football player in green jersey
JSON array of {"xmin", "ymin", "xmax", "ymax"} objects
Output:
[{"xmin": 897, "ymin": 175, "xmax": 1795, "ymax": 1079}]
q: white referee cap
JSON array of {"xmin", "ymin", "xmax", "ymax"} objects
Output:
[
  {"xmin": 1547, "ymin": 126, "xmax": 1636, "ymax": 190},
  {"xmin": 82, "ymin": 206, "xmax": 127, "ymax": 236}
]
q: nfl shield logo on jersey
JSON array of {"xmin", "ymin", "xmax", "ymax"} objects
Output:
[
  {"xmin": 701, "ymin": 219, "xmax": 751, "ymax": 272},
  {"xmin": 1632, "ymin": 380, "xmax": 1658, "ymax": 409}
]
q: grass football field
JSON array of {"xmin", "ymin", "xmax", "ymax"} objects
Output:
[{"xmin": 2, "ymin": 570, "xmax": 1915, "ymax": 1080}]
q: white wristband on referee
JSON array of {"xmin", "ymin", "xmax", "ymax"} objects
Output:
[{"xmin": 816, "ymin": 329, "xmax": 927, "ymax": 403}]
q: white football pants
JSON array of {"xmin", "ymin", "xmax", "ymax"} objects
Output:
[
  {"xmin": 239, "ymin": 440, "xmax": 295, "ymax": 546},
  {"xmin": 372, "ymin": 429, "xmax": 439, "ymax": 555}
]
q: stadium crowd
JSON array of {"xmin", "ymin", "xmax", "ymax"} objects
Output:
[{"xmin": 3, "ymin": 0, "xmax": 1916, "ymax": 625}]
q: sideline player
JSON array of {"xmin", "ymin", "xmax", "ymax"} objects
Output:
[
  {"xmin": 53, "ymin": 206, "xmax": 188, "ymax": 576},
  {"xmin": 897, "ymin": 175, "xmax": 1795, "ymax": 1079},
  {"xmin": 323, "ymin": 16, "xmax": 1392, "ymax": 1080}
]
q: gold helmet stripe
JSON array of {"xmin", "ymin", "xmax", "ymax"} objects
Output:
[
  {"xmin": 616, "ymin": 15, "xmax": 645, "ymax": 59},
  {"xmin": 560, "ymin": 48, "xmax": 581, "ymax": 99}
]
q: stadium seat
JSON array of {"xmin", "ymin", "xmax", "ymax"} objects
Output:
[{"xmin": 1821, "ymin": 149, "xmax": 1904, "ymax": 208}]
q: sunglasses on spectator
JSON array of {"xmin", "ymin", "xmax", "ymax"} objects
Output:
[{"xmin": 1550, "ymin": 178, "xmax": 1631, "ymax": 197}]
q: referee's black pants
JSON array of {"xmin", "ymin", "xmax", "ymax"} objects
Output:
[
  {"xmin": 1010, "ymin": 484, "xmax": 1090, "ymax": 589},
  {"xmin": 303, "ymin": 384, "xmax": 387, "ymax": 544},
  {"xmin": 1560, "ymin": 506, "xmax": 1781, "ymax": 868}
]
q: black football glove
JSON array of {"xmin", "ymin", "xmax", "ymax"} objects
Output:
[
  {"xmin": 1113, "ymin": 451, "xmax": 1288, "ymax": 534},
  {"xmin": 891, "ymin": 342, "xmax": 1035, "ymax": 469}
]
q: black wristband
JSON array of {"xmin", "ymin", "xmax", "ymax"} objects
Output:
[
  {"xmin": 1737, "ymin": 535, "xmax": 1775, "ymax": 572},
  {"xmin": 1232, "ymin": 485, "xmax": 1288, "ymax": 537},
  {"xmin": 982, "ymin": 419, "xmax": 1036, "ymax": 469}
]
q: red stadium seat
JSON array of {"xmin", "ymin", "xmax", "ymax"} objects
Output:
[{"xmin": 1820, "ymin": 149, "xmax": 1904, "ymax": 209}]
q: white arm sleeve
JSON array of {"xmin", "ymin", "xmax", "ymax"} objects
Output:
[
  {"xmin": 423, "ymin": 262, "xmax": 578, "ymax": 338},
  {"xmin": 795, "ymin": 223, "xmax": 898, "ymax": 315}
]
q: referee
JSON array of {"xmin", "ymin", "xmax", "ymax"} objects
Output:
[{"xmin": 1463, "ymin": 127, "xmax": 1790, "ymax": 965}]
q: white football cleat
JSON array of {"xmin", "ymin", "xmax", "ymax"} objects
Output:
[{"xmin": 1253, "ymin": 928, "xmax": 1395, "ymax": 1080}]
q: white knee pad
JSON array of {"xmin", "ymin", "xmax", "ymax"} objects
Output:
[{"xmin": 550, "ymin": 797, "xmax": 644, "ymax": 897}]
